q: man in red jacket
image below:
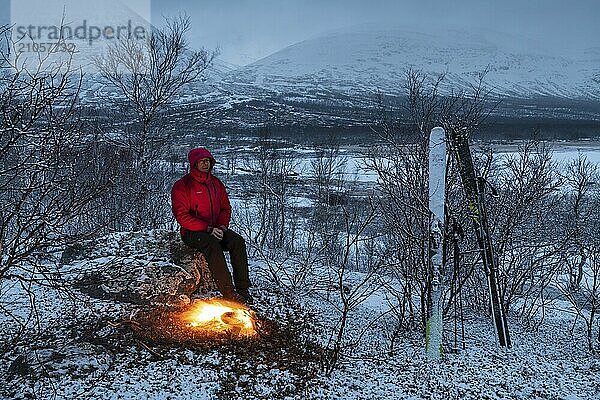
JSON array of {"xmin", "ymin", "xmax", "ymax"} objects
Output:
[{"xmin": 171, "ymin": 147, "xmax": 252, "ymax": 304}]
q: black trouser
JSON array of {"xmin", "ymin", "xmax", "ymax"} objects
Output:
[{"xmin": 181, "ymin": 229, "xmax": 251, "ymax": 294}]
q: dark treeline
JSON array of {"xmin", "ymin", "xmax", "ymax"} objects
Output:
[{"xmin": 154, "ymin": 93, "xmax": 600, "ymax": 144}]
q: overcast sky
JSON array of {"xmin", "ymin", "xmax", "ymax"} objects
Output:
[{"xmin": 152, "ymin": 0, "xmax": 599, "ymax": 65}]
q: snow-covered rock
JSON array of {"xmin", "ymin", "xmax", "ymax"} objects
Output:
[{"xmin": 63, "ymin": 230, "xmax": 218, "ymax": 305}]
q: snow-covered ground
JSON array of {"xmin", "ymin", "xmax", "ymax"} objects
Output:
[
  {"xmin": 1, "ymin": 230, "xmax": 599, "ymax": 400},
  {"xmin": 2, "ymin": 135, "xmax": 600, "ymax": 399}
]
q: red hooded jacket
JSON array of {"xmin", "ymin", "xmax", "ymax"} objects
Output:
[{"xmin": 171, "ymin": 148, "xmax": 232, "ymax": 236}]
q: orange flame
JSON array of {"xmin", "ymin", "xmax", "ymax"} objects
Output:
[{"xmin": 179, "ymin": 298, "xmax": 257, "ymax": 337}]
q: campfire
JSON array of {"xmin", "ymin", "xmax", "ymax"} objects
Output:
[
  {"xmin": 123, "ymin": 296, "xmax": 266, "ymax": 348},
  {"xmin": 178, "ymin": 298, "xmax": 257, "ymax": 337}
]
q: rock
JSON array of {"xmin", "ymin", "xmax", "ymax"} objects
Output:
[
  {"xmin": 6, "ymin": 355, "xmax": 29, "ymax": 381},
  {"xmin": 73, "ymin": 230, "xmax": 218, "ymax": 304},
  {"xmin": 59, "ymin": 242, "xmax": 89, "ymax": 265}
]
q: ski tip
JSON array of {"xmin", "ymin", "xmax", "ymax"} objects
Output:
[
  {"xmin": 431, "ymin": 127, "xmax": 445, "ymax": 136},
  {"xmin": 430, "ymin": 127, "xmax": 446, "ymax": 146}
]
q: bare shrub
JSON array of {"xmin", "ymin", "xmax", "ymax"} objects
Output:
[
  {"xmin": 237, "ymin": 127, "xmax": 300, "ymax": 252},
  {"xmin": 95, "ymin": 15, "xmax": 216, "ymax": 230},
  {"xmin": 0, "ymin": 24, "xmax": 121, "ymax": 354},
  {"xmin": 556, "ymin": 155, "xmax": 600, "ymax": 352},
  {"xmin": 485, "ymin": 141, "xmax": 563, "ymax": 328},
  {"xmin": 318, "ymin": 199, "xmax": 383, "ymax": 376}
]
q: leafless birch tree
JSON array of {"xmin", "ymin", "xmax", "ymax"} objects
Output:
[{"xmin": 95, "ymin": 15, "xmax": 217, "ymax": 230}]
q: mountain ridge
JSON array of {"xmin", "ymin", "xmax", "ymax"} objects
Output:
[{"xmin": 221, "ymin": 26, "xmax": 599, "ymax": 101}]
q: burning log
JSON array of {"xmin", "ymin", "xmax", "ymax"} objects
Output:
[
  {"xmin": 130, "ymin": 297, "xmax": 267, "ymax": 346},
  {"xmin": 180, "ymin": 298, "xmax": 257, "ymax": 337}
]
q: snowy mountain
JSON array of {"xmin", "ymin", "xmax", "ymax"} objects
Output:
[
  {"xmin": 78, "ymin": 26, "xmax": 600, "ymax": 133},
  {"xmin": 222, "ymin": 26, "xmax": 600, "ymax": 101}
]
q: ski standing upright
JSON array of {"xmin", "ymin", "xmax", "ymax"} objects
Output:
[
  {"xmin": 449, "ymin": 127, "xmax": 511, "ymax": 348},
  {"xmin": 426, "ymin": 127, "xmax": 447, "ymax": 359}
]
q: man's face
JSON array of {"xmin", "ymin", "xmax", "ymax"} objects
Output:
[{"xmin": 195, "ymin": 158, "xmax": 211, "ymax": 173}]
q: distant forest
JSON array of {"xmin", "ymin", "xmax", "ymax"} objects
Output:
[{"xmin": 158, "ymin": 94, "xmax": 600, "ymax": 144}]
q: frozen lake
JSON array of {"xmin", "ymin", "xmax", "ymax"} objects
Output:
[
  {"xmin": 209, "ymin": 138, "xmax": 600, "ymax": 188},
  {"xmin": 295, "ymin": 140, "xmax": 600, "ymax": 181},
  {"xmin": 486, "ymin": 140, "xmax": 600, "ymax": 167},
  {"xmin": 548, "ymin": 145, "xmax": 600, "ymax": 166}
]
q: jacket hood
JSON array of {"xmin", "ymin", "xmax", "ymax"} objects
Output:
[{"xmin": 188, "ymin": 147, "xmax": 216, "ymax": 170}]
